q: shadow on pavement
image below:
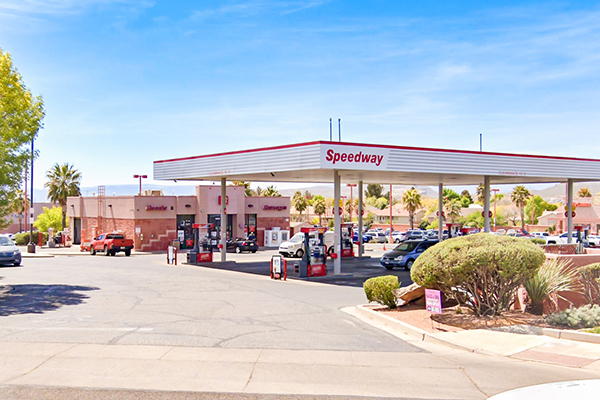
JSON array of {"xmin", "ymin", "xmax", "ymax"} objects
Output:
[
  {"xmin": 188, "ymin": 257, "xmax": 414, "ymax": 288},
  {"xmin": 0, "ymin": 284, "xmax": 99, "ymax": 316}
]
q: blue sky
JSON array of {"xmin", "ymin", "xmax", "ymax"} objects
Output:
[{"xmin": 1, "ymin": 1, "xmax": 599, "ymax": 193}]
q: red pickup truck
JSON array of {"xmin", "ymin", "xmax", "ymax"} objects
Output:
[{"xmin": 90, "ymin": 232, "xmax": 134, "ymax": 256}]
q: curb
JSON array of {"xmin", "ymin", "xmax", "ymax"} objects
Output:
[
  {"xmin": 350, "ymin": 305, "xmax": 477, "ymax": 353},
  {"xmin": 352, "ymin": 304, "xmax": 600, "ymax": 349}
]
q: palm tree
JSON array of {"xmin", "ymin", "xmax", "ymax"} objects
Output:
[
  {"xmin": 45, "ymin": 163, "xmax": 82, "ymax": 230},
  {"xmin": 292, "ymin": 191, "xmax": 308, "ymax": 221},
  {"xmin": 262, "ymin": 185, "xmax": 281, "ymax": 197},
  {"xmin": 10, "ymin": 189, "xmax": 27, "ymax": 232},
  {"xmin": 476, "ymin": 184, "xmax": 485, "ymax": 203},
  {"xmin": 444, "ymin": 198, "xmax": 462, "ymax": 223},
  {"xmin": 510, "ymin": 185, "xmax": 531, "ymax": 229},
  {"xmin": 401, "ymin": 187, "xmax": 422, "ymax": 230},
  {"xmin": 232, "ymin": 181, "xmax": 253, "ymax": 196},
  {"xmin": 312, "ymin": 195, "xmax": 326, "ymax": 226},
  {"xmin": 578, "ymin": 187, "xmax": 592, "ymax": 198}
]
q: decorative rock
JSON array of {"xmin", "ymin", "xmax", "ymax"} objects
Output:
[{"xmin": 393, "ymin": 283, "xmax": 425, "ymax": 306}]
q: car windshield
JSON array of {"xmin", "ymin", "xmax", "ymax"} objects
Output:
[
  {"xmin": 289, "ymin": 233, "xmax": 304, "ymax": 243},
  {"xmin": 0, "ymin": 236, "xmax": 13, "ymax": 246},
  {"xmin": 394, "ymin": 242, "xmax": 419, "ymax": 252},
  {"xmin": 107, "ymin": 234, "xmax": 124, "ymax": 239}
]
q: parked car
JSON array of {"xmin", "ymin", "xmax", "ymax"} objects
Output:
[
  {"xmin": 279, "ymin": 231, "xmax": 334, "ymax": 258},
  {"xmin": 379, "ymin": 239, "xmax": 438, "ymax": 270},
  {"xmin": 90, "ymin": 232, "xmax": 134, "ymax": 256},
  {"xmin": 391, "ymin": 231, "xmax": 406, "ymax": 243},
  {"xmin": 366, "ymin": 230, "xmax": 387, "ymax": 243},
  {"xmin": 227, "ymin": 238, "xmax": 258, "ymax": 253},
  {"xmin": 352, "ymin": 230, "xmax": 371, "ymax": 244},
  {"xmin": 0, "ymin": 234, "xmax": 21, "ymax": 266}
]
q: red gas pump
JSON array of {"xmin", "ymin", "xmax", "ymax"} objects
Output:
[
  {"xmin": 300, "ymin": 227, "xmax": 327, "ymax": 277},
  {"xmin": 188, "ymin": 223, "xmax": 214, "ymax": 264},
  {"xmin": 341, "ymin": 222, "xmax": 354, "ymax": 257}
]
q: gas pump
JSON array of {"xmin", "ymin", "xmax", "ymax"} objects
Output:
[
  {"xmin": 341, "ymin": 223, "xmax": 354, "ymax": 257},
  {"xmin": 446, "ymin": 223, "xmax": 462, "ymax": 238},
  {"xmin": 187, "ymin": 223, "xmax": 214, "ymax": 264},
  {"xmin": 297, "ymin": 227, "xmax": 328, "ymax": 277}
]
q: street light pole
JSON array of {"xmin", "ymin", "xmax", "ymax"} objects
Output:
[{"xmin": 133, "ymin": 174, "xmax": 148, "ymax": 196}]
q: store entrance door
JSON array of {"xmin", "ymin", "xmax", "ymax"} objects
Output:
[{"xmin": 177, "ymin": 215, "xmax": 196, "ymax": 249}]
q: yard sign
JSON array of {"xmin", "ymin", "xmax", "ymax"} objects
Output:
[{"xmin": 425, "ymin": 289, "xmax": 443, "ymax": 314}]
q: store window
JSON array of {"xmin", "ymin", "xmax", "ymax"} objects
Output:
[{"xmin": 208, "ymin": 214, "xmax": 233, "ymax": 240}]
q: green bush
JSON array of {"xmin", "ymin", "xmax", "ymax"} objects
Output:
[
  {"xmin": 411, "ymin": 234, "xmax": 545, "ymax": 316},
  {"xmin": 14, "ymin": 232, "xmax": 48, "ymax": 246},
  {"xmin": 580, "ymin": 263, "xmax": 600, "ymax": 305},
  {"xmin": 530, "ymin": 238, "xmax": 546, "ymax": 245},
  {"xmin": 546, "ymin": 304, "xmax": 600, "ymax": 329},
  {"xmin": 363, "ymin": 275, "xmax": 400, "ymax": 309}
]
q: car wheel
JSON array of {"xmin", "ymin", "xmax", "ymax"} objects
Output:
[
  {"xmin": 111, "ymin": 250, "xmax": 116, "ymax": 256},
  {"xmin": 124, "ymin": 249, "xmax": 131, "ymax": 257},
  {"xmin": 252, "ymin": 250, "xmax": 256, "ymax": 253},
  {"xmin": 405, "ymin": 260, "xmax": 414, "ymax": 271},
  {"xmin": 235, "ymin": 247, "xmax": 241, "ymax": 253},
  {"xmin": 295, "ymin": 249, "xmax": 304, "ymax": 258},
  {"xmin": 90, "ymin": 246, "xmax": 96, "ymax": 255},
  {"xmin": 327, "ymin": 247, "xmax": 334, "ymax": 257},
  {"xmin": 394, "ymin": 239, "xmax": 400, "ymax": 243},
  {"xmin": 13, "ymin": 260, "xmax": 21, "ymax": 266},
  {"xmin": 385, "ymin": 265, "xmax": 393, "ymax": 270},
  {"xmin": 104, "ymin": 246, "xmax": 110, "ymax": 256}
]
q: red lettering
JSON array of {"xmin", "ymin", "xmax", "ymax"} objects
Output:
[{"xmin": 325, "ymin": 149, "xmax": 385, "ymax": 166}]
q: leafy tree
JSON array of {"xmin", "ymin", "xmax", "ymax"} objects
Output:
[
  {"xmin": 460, "ymin": 190, "xmax": 473, "ymax": 208},
  {"xmin": 0, "ymin": 48, "xmax": 45, "ymax": 229},
  {"xmin": 524, "ymin": 195, "xmax": 559, "ymax": 224},
  {"xmin": 45, "ymin": 163, "xmax": 81, "ymax": 230},
  {"xmin": 511, "ymin": 185, "xmax": 531, "ymax": 229},
  {"xmin": 578, "ymin": 187, "xmax": 592, "ymax": 198},
  {"xmin": 232, "ymin": 181, "xmax": 253, "ymax": 196},
  {"xmin": 365, "ymin": 184, "xmax": 384, "ymax": 198},
  {"xmin": 401, "ymin": 187, "xmax": 422, "ymax": 230},
  {"xmin": 261, "ymin": 185, "xmax": 281, "ymax": 197},
  {"xmin": 374, "ymin": 197, "xmax": 389, "ymax": 210},
  {"xmin": 311, "ymin": 195, "xmax": 326, "ymax": 225},
  {"xmin": 442, "ymin": 188, "xmax": 460, "ymax": 202},
  {"xmin": 33, "ymin": 206, "xmax": 65, "ymax": 233},
  {"xmin": 292, "ymin": 191, "xmax": 308, "ymax": 221}
]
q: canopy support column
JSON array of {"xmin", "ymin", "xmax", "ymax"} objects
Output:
[
  {"xmin": 334, "ymin": 171, "xmax": 341, "ymax": 274},
  {"xmin": 484, "ymin": 176, "xmax": 491, "ymax": 233},
  {"xmin": 358, "ymin": 181, "xmax": 364, "ymax": 257},
  {"xmin": 438, "ymin": 183, "xmax": 444, "ymax": 241},
  {"xmin": 567, "ymin": 179, "xmax": 574, "ymax": 244},
  {"xmin": 221, "ymin": 178, "xmax": 227, "ymax": 262}
]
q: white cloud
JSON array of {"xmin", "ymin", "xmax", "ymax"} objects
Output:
[{"xmin": 0, "ymin": 0, "xmax": 152, "ymax": 16}]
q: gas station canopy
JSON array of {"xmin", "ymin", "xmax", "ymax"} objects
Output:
[{"xmin": 154, "ymin": 141, "xmax": 600, "ymax": 185}]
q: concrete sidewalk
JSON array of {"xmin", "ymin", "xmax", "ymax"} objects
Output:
[{"xmin": 346, "ymin": 305, "xmax": 600, "ymax": 370}]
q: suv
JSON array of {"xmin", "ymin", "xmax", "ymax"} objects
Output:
[
  {"xmin": 366, "ymin": 230, "xmax": 387, "ymax": 243},
  {"xmin": 279, "ymin": 231, "xmax": 334, "ymax": 258},
  {"xmin": 379, "ymin": 239, "xmax": 438, "ymax": 270}
]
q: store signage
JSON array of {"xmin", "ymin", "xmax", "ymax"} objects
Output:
[
  {"xmin": 145, "ymin": 205, "xmax": 168, "ymax": 211},
  {"xmin": 573, "ymin": 203, "xmax": 591, "ymax": 207},
  {"xmin": 263, "ymin": 205, "xmax": 287, "ymax": 211},
  {"xmin": 321, "ymin": 145, "xmax": 389, "ymax": 169},
  {"xmin": 218, "ymin": 196, "xmax": 229, "ymax": 205},
  {"xmin": 425, "ymin": 289, "xmax": 443, "ymax": 314}
]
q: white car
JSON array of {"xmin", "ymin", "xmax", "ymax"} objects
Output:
[
  {"xmin": 279, "ymin": 231, "xmax": 334, "ymax": 258},
  {"xmin": 391, "ymin": 231, "xmax": 406, "ymax": 243}
]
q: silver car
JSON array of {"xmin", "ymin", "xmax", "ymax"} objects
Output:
[{"xmin": 0, "ymin": 235, "xmax": 21, "ymax": 266}]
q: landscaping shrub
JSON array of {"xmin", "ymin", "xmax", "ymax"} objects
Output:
[
  {"xmin": 523, "ymin": 257, "xmax": 580, "ymax": 315},
  {"xmin": 14, "ymin": 232, "xmax": 47, "ymax": 246},
  {"xmin": 530, "ymin": 238, "xmax": 546, "ymax": 245},
  {"xmin": 546, "ymin": 304, "xmax": 600, "ymax": 329},
  {"xmin": 580, "ymin": 263, "xmax": 600, "ymax": 305},
  {"xmin": 411, "ymin": 234, "xmax": 545, "ymax": 317},
  {"xmin": 363, "ymin": 275, "xmax": 400, "ymax": 309}
]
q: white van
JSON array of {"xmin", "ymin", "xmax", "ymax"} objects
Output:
[{"xmin": 278, "ymin": 231, "xmax": 334, "ymax": 258}]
